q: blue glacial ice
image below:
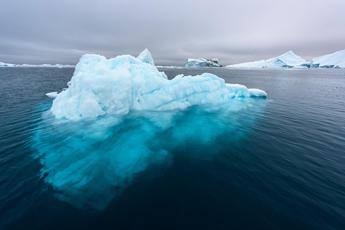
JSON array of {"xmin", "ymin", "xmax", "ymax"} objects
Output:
[{"xmin": 33, "ymin": 49, "xmax": 268, "ymax": 209}]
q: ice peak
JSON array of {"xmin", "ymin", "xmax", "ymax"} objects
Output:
[
  {"xmin": 50, "ymin": 51, "xmax": 266, "ymax": 121},
  {"xmin": 137, "ymin": 48, "xmax": 154, "ymax": 65},
  {"xmin": 280, "ymin": 50, "xmax": 296, "ymax": 57},
  {"xmin": 276, "ymin": 50, "xmax": 303, "ymax": 60},
  {"xmin": 276, "ymin": 50, "xmax": 306, "ymax": 66}
]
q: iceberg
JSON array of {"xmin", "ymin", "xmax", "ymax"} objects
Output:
[
  {"xmin": 50, "ymin": 49, "xmax": 266, "ymax": 121},
  {"xmin": 311, "ymin": 49, "xmax": 345, "ymax": 68},
  {"xmin": 137, "ymin": 48, "xmax": 155, "ymax": 65},
  {"xmin": 185, "ymin": 58, "xmax": 223, "ymax": 68},
  {"xmin": 227, "ymin": 51, "xmax": 308, "ymax": 69},
  {"xmin": 34, "ymin": 49, "xmax": 268, "ymax": 209}
]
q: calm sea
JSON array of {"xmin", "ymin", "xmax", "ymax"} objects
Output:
[{"xmin": 1, "ymin": 67, "xmax": 345, "ymax": 230}]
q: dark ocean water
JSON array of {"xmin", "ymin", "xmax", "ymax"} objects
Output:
[{"xmin": 1, "ymin": 67, "xmax": 345, "ymax": 230}]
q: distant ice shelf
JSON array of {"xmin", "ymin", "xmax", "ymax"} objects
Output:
[
  {"xmin": 0, "ymin": 62, "xmax": 74, "ymax": 68},
  {"xmin": 49, "ymin": 49, "xmax": 267, "ymax": 121}
]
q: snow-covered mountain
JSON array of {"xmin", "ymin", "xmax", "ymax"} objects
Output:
[
  {"xmin": 185, "ymin": 58, "xmax": 222, "ymax": 68},
  {"xmin": 227, "ymin": 51, "xmax": 308, "ymax": 69},
  {"xmin": 311, "ymin": 49, "xmax": 345, "ymax": 68},
  {"xmin": 0, "ymin": 62, "xmax": 74, "ymax": 68}
]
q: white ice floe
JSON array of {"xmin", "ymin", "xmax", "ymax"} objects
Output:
[
  {"xmin": 312, "ymin": 49, "xmax": 345, "ymax": 68},
  {"xmin": 50, "ymin": 49, "xmax": 267, "ymax": 121},
  {"xmin": 227, "ymin": 51, "xmax": 308, "ymax": 69},
  {"xmin": 185, "ymin": 58, "xmax": 222, "ymax": 68},
  {"xmin": 46, "ymin": 92, "xmax": 59, "ymax": 98}
]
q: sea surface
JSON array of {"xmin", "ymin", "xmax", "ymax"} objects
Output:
[{"xmin": 1, "ymin": 67, "xmax": 345, "ymax": 230}]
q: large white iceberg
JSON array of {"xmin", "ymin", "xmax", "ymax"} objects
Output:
[
  {"xmin": 50, "ymin": 50, "xmax": 266, "ymax": 121},
  {"xmin": 227, "ymin": 51, "xmax": 308, "ymax": 69},
  {"xmin": 37, "ymin": 49, "xmax": 269, "ymax": 209},
  {"xmin": 311, "ymin": 49, "xmax": 345, "ymax": 68}
]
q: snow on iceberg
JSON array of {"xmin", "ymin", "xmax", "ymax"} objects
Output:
[
  {"xmin": 50, "ymin": 49, "xmax": 266, "ymax": 121},
  {"xmin": 227, "ymin": 51, "xmax": 308, "ymax": 69},
  {"xmin": 311, "ymin": 49, "xmax": 345, "ymax": 68},
  {"xmin": 185, "ymin": 58, "xmax": 223, "ymax": 68}
]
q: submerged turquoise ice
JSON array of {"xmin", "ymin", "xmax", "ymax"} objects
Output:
[
  {"xmin": 33, "ymin": 103, "xmax": 266, "ymax": 209},
  {"xmin": 33, "ymin": 50, "xmax": 267, "ymax": 209}
]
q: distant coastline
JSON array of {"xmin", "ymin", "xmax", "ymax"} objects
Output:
[{"xmin": 1, "ymin": 49, "xmax": 345, "ymax": 69}]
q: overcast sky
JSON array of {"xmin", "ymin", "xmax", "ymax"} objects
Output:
[{"xmin": 1, "ymin": 0, "xmax": 345, "ymax": 65}]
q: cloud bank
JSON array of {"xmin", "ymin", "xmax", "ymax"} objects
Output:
[{"xmin": 1, "ymin": 0, "xmax": 345, "ymax": 65}]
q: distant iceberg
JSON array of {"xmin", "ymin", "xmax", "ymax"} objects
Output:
[
  {"xmin": 185, "ymin": 58, "xmax": 223, "ymax": 68},
  {"xmin": 0, "ymin": 62, "xmax": 74, "ymax": 68},
  {"xmin": 227, "ymin": 51, "xmax": 308, "ymax": 69},
  {"xmin": 0, "ymin": 62, "xmax": 16, "ymax": 67},
  {"xmin": 49, "ymin": 49, "xmax": 266, "ymax": 121},
  {"xmin": 311, "ymin": 49, "xmax": 345, "ymax": 68}
]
